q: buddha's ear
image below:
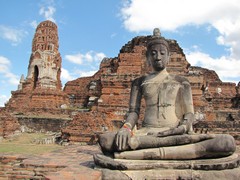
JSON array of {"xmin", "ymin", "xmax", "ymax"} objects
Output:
[
  {"xmin": 167, "ymin": 54, "xmax": 170, "ymax": 64},
  {"xmin": 146, "ymin": 48, "xmax": 150, "ymax": 57},
  {"xmin": 146, "ymin": 49, "xmax": 152, "ymax": 66},
  {"xmin": 166, "ymin": 49, "xmax": 171, "ymax": 64}
]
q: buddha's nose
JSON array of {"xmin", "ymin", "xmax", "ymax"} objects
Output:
[{"xmin": 156, "ymin": 52, "xmax": 162, "ymax": 60}]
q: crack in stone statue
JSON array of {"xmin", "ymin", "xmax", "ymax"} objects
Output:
[{"xmin": 97, "ymin": 28, "xmax": 236, "ymax": 161}]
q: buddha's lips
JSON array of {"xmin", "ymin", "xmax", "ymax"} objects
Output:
[{"xmin": 155, "ymin": 60, "xmax": 163, "ymax": 65}]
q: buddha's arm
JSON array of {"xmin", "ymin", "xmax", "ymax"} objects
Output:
[
  {"xmin": 180, "ymin": 80, "xmax": 195, "ymax": 133},
  {"xmin": 123, "ymin": 78, "xmax": 142, "ymax": 129},
  {"xmin": 115, "ymin": 78, "xmax": 142, "ymax": 151}
]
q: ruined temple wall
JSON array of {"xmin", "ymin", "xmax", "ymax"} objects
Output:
[
  {"xmin": 117, "ymin": 46, "xmax": 146, "ymax": 74},
  {"xmin": 30, "ymin": 89, "xmax": 69, "ymax": 108},
  {"xmin": 64, "ymin": 77, "xmax": 93, "ymax": 108},
  {"xmin": 97, "ymin": 46, "xmax": 146, "ymax": 128},
  {"xmin": 185, "ymin": 75, "xmax": 208, "ymax": 109},
  {"xmin": 186, "ymin": 75, "xmax": 205, "ymax": 95},
  {"xmin": 63, "ymin": 73, "xmax": 102, "ymax": 108},
  {"xmin": 0, "ymin": 110, "xmax": 20, "ymax": 138},
  {"xmin": 6, "ymin": 90, "xmax": 31, "ymax": 112},
  {"xmin": 61, "ymin": 111, "xmax": 108, "ymax": 142},
  {"xmin": 205, "ymin": 82, "xmax": 236, "ymax": 111},
  {"xmin": 189, "ymin": 66, "xmax": 221, "ymax": 82},
  {"xmin": 207, "ymin": 82, "xmax": 236, "ymax": 97},
  {"xmin": 167, "ymin": 52, "xmax": 189, "ymax": 75},
  {"xmin": 97, "ymin": 75, "xmax": 132, "ymax": 128},
  {"xmin": 60, "ymin": 35, "xmax": 240, "ymax": 142}
]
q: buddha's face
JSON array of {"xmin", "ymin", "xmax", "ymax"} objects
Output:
[{"xmin": 147, "ymin": 43, "xmax": 169, "ymax": 72}]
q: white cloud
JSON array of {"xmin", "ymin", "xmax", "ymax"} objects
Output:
[
  {"xmin": 0, "ymin": 25, "xmax": 27, "ymax": 46},
  {"xmin": 85, "ymin": 52, "xmax": 94, "ymax": 62},
  {"xmin": 39, "ymin": 6, "xmax": 56, "ymax": 22},
  {"xmin": 39, "ymin": 0, "xmax": 56, "ymax": 22},
  {"xmin": 65, "ymin": 54, "xmax": 84, "ymax": 65},
  {"xmin": 63, "ymin": 51, "xmax": 106, "ymax": 83},
  {"xmin": 94, "ymin": 52, "xmax": 106, "ymax": 62},
  {"xmin": 76, "ymin": 70, "xmax": 98, "ymax": 78},
  {"xmin": 0, "ymin": 94, "xmax": 9, "ymax": 107},
  {"xmin": 121, "ymin": 0, "xmax": 240, "ymax": 32},
  {"xmin": 0, "ymin": 56, "xmax": 19, "ymax": 85},
  {"xmin": 30, "ymin": 20, "xmax": 38, "ymax": 29},
  {"xmin": 65, "ymin": 51, "xmax": 106, "ymax": 65},
  {"xmin": 120, "ymin": 0, "xmax": 240, "ymax": 58},
  {"xmin": 4, "ymin": 72, "xmax": 19, "ymax": 85},
  {"xmin": 120, "ymin": 0, "xmax": 240, "ymax": 82},
  {"xmin": 61, "ymin": 68, "xmax": 75, "ymax": 81},
  {"xmin": 61, "ymin": 67, "xmax": 98, "ymax": 87},
  {"xmin": 186, "ymin": 51, "xmax": 240, "ymax": 82},
  {"xmin": 213, "ymin": 19, "xmax": 240, "ymax": 59},
  {"xmin": 111, "ymin": 33, "xmax": 117, "ymax": 38},
  {"xmin": 0, "ymin": 56, "xmax": 10, "ymax": 65}
]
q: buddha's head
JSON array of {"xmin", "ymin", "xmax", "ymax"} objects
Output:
[{"xmin": 147, "ymin": 28, "xmax": 170, "ymax": 72}]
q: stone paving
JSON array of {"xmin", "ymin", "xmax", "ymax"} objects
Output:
[
  {"xmin": 32, "ymin": 145, "xmax": 102, "ymax": 180},
  {"xmin": 1, "ymin": 145, "xmax": 239, "ymax": 179},
  {"xmin": 0, "ymin": 145, "xmax": 102, "ymax": 180}
]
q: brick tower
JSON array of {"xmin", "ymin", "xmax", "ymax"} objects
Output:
[
  {"xmin": 28, "ymin": 20, "xmax": 62, "ymax": 90},
  {"xmin": 6, "ymin": 20, "xmax": 69, "ymax": 115}
]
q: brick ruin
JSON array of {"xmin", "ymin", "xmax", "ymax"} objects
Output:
[
  {"xmin": 0, "ymin": 108, "xmax": 20, "ymax": 139},
  {"xmin": 62, "ymin": 36, "xmax": 240, "ymax": 142},
  {"xmin": 5, "ymin": 20, "xmax": 69, "ymax": 116},
  {"xmin": 1, "ymin": 20, "xmax": 239, "ymax": 142}
]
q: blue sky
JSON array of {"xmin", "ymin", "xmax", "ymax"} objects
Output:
[{"xmin": 0, "ymin": 0, "xmax": 240, "ymax": 106}]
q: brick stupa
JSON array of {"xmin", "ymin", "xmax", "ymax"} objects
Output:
[{"xmin": 6, "ymin": 20, "xmax": 69, "ymax": 115}]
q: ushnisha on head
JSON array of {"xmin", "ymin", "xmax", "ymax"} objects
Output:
[{"xmin": 147, "ymin": 28, "xmax": 169, "ymax": 53}]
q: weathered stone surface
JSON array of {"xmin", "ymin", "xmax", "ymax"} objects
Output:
[
  {"xmin": 102, "ymin": 167, "xmax": 240, "ymax": 180},
  {"xmin": 0, "ymin": 145, "xmax": 102, "ymax": 180},
  {"xmin": 94, "ymin": 153, "xmax": 240, "ymax": 170},
  {"xmin": 95, "ymin": 153, "xmax": 240, "ymax": 180}
]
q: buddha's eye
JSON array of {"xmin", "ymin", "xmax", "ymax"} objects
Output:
[
  {"xmin": 151, "ymin": 50, "xmax": 157, "ymax": 56},
  {"xmin": 161, "ymin": 51, "xmax": 165, "ymax": 55}
]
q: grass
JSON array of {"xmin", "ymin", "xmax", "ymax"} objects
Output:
[{"xmin": 0, "ymin": 133, "xmax": 63, "ymax": 155}]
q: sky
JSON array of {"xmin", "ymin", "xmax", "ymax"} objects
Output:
[{"xmin": 0, "ymin": 0, "xmax": 240, "ymax": 107}]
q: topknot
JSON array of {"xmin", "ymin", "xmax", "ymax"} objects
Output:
[{"xmin": 147, "ymin": 28, "xmax": 169, "ymax": 51}]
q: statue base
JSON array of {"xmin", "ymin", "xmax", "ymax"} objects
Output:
[{"xmin": 93, "ymin": 153, "xmax": 240, "ymax": 180}]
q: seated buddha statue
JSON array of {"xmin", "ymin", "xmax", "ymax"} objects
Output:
[{"xmin": 98, "ymin": 28, "xmax": 236, "ymax": 160}]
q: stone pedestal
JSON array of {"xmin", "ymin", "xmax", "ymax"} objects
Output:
[{"xmin": 94, "ymin": 153, "xmax": 240, "ymax": 180}]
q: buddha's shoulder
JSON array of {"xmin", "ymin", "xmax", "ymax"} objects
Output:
[
  {"xmin": 132, "ymin": 75, "xmax": 146, "ymax": 85},
  {"xmin": 132, "ymin": 74, "xmax": 190, "ymax": 85},
  {"xmin": 168, "ymin": 74, "xmax": 190, "ymax": 85}
]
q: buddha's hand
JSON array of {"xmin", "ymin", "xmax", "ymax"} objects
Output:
[
  {"xmin": 115, "ymin": 128, "xmax": 131, "ymax": 151},
  {"xmin": 152, "ymin": 112, "xmax": 195, "ymax": 137},
  {"xmin": 147, "ymin": 125, "xmax": 186, "ymax": 137}
]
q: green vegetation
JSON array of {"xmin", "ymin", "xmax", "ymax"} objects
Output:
[{"xmin": 0, "ymin": 133, "xmax": 63, "ymax": 155}]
